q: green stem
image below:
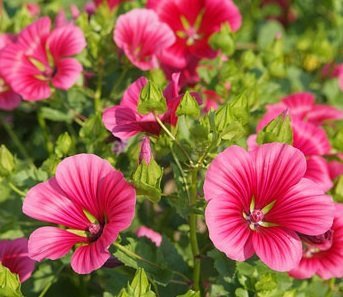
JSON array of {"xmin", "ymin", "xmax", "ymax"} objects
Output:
[
  {"xmin": 189, "ymin": 168, "xmax": 200, "ymax": 291},
  {"xmin": 8, "ymin": 182, "xmax": 26, "ymax": 197},
  {"xmin": 94, "ymin": 58, "xmax": 104, "ymax": 113},
  {"xmin": 110, "ymin": 67, "xmax": 129, "ymax": 98},
  {"xmin": 1, "ymin": 120, "xmax": 33, "ymax": 164},
  {"xmin": 38, "ymin": 264, "xmax": 65, "ymax": 297},
  {"xmin": 37, "ymin": 111, "xmax": 53, "ymax": 154},
  {"xmin": 113, "ymin": 242, "xmax": 191, "ymax": 283},
  {"xmin": 154, "ymin": 115, "xmax": 193, "ymax": 165}
]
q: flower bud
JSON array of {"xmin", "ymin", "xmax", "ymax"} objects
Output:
[{"xmin": 139, "ymin": 137, "xmax": 152, "ymax": 164}]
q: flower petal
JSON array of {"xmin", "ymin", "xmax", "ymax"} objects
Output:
[
  {"xmin": 71, "ymin": 242, "xmax": 110, "ymax": 274},
  {"xmin": 306, "ymin": 104, "xmax": 343, "ymax": 125},
  {"xmin": 281, "ymin": 92, "xmax": 315, "ymax": 119},
  {"xmin": 266, "ymin": 178, "xmax": 334, "ymax": 235},
  {"xmin": 304, "ymin": 156, "xmax": 332, "ymax": 192},
  {"xmin": 47, "ymin": 24, "xmax": 86, "ymax": 59},
  {"xmin": 252, "ymin": 143, "xmax": 307, "ymax": 208},
  {"xmin": 252, "ymin": 227, "xmax": 302, "ymax": 272},
  {"xmin": 28, "ymin": 227, "xmax": 85, "ymax": 262},
  {"xmin": 23, "ymin": 177, "xmax": 89, "ymax": 229},
  {"xmin": 205, "ymin": 198, "xmax": 254, "ymax": 261},
  {"xmin": 52, "ymin": 58, "xmax": 82, "ymax": 90},
  {"xmin": 204, "ymin": 145, "xmax": 255, "ymax": 210},
  {"xmin": 289, "ymin": 258, "xmax": 320, "ymax": 279},
  {"xmin": 55, "ymin": 154, "xmax": 118, "ymax": 220}
]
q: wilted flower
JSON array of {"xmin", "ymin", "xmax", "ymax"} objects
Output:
[
  {"xmin": 204, "ymin": 143, "xmax": 334, "ymax": 271},
  {"xmin": 23, "ymin": 154, "xmax": 136, "ymax": 274}
]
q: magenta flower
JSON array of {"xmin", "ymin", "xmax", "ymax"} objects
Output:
[
  {"xmin": 0, "ymin": 17, "xmax": 86, "ymax": 101},
  {"xmin": 23, "ymin": 154, "xmax": 136, "ymax": 274},
  {"xmin": 114, "ymin": 9, "xmax": 175, "ymax": 71},
  {"xmin": 250, "ymin": 106, "xmax": 334, "ymax": 191},
  {"xmin": 102, "ymin": 73, "xmax": 181, "ymax": 140},
  {"xmin": 0, "ymin": 34, "xmax": 21, "ymax": 111},
  {"xmin": 261, "ymin": 92, "xmax": 343, "ymax": 126},
  {"xmin": 289, "ymin": 203, "xmax": 343, "ymax": 279},
  {"xmin": 136, "ymin": 226, "xmax": 162, "ymax": 247},
  {"xmin": 204, "ymin": 143, "xmax": 334, "ymax": 271},
  {"xmin": 148, "ymin": 0, "xmax": 241, "ymax": 68},
  {"xmin": 0, "ymin": 238, "xmax": 35, "ymax": 283},
  {"xmin": 328, "ymin": 154, "xmax": 343, "ymax": 180}
]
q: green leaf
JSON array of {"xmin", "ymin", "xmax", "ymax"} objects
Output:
[
  {"xmin": 215, "ymin": 95, "xmax": 249, "ymax": 140},
  {"xmin": 118, "ymin": 268, "xmax": 156, "ymax": 297},
  {"xmin": 235, "ymin": 288, "xmax": 249, "ymax": 297},
  {"xmin": 257, "ymin": 21, "xmax": 284, "ymax": 49},
  {"xmin": 138, "ymin": 81, "xmax": 167, "ymax": 115},
  {"xmin": 132, "ymin": 159, "xmax": 163, "ymax": 203},
  {"xmin": 40, "ymin": 107, "xmax": 74, "ymax": 123},
  {"xmin": 209, "ymin": 23, "xmax": 235, "ymax": 56},
  {"xmin": 176, "ymin": 91, "xmax": 200, "ymax": 118},
  {"xmin": 256, "ymin": 112, "xmax": 293, "ymax": 145},
  {"xmin": 0, "ymin": 264, "xmax": 23, "ymax": 297},
  {"xmin": 0, "ymin": 145, "xmax": 15, "ymax": 177},
  {"xmin": 177, "ymin": 290, "xmax": 200, "ymax": 297},
  {"xmin": 54, "ymin": 132, "xmax": 73, "ymax": 158}
]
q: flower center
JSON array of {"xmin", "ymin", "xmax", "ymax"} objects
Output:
[
  {"xmin": 87, "ymin": 223, "xmax": 103, "ymax": 242},
  {"xmin": 300, "ymin": 230, "xmax": 334, "ymax": 258},
  {"xmin": 244, "ymin": 209, "xmax": 264, "ymax": 230}
]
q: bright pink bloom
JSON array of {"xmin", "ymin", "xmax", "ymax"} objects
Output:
[
  {"xmin": 261, "ymin": 92, "xmax": 343, "ymax": 126},
  {"xmin": 139, "ymin": 137, "xmax": 152, "ymax": 164},
  {"xmin": 102, "ymin": 73, "xmax": 181, "ymax": 140},
  {"xmin": 0, "ymin": 238, "xmax": 35, "ymax": 282},
  {"xmin": 204, "ymin": 143, "xmax": 334, "ymax": 272},
  {"xmin": 289, "ymin": 203, "xmax": 343, "ymax": 279},
  {"xmin": 114, "ymin": 9, "xmax": 175, "ymax": 71},
  {"xmin": 148, "ymin": 0, "xmax": 242, "ymax": 68},
  {"xmin": 327, "ymin": 154, "xmax": 343, "ymax": 180},
  {"xmin": 23, "ymin": 154, "xmax": 136, "ymax": 274},
  {"xmin": 94, "ymin": 0, "xmax": 123, "ymax": 10},
  {"xmin": 136, "ymin": 226, "xmax": 162, "ymax": 247},
  {"xmin": 0, "ymin": 17, "xmax": 86, "ymax": 101},
  {"xmin": 0, "ymin": 34, "xmax": 21, "ymax": 111}
]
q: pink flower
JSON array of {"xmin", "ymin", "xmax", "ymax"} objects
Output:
[
  {"xmin": 114, "ymin": 9, "xmax": 175, "ymax": 71},
  {"xmin": 202, "ymin": 90, "xmax": 223, "ymax": 112},
  {"xmin": 148, "ymin": 0, "xmax": 242, "ymax": 69},
  {"xmin": 0, "ymin": 34, "xmax": 21, "ymax": 111},
  {"xmin": 94, "ymin": 0, "xmax": 123, "ymax": 10},
  {"xmin": 23, "ymin": 154, "xmax": 136, "ymax": 274},
  {"xmin": 102, "ymin": 73, "xmax": 181, "ymax": 140},
  {"xmin": 136, "ymin": 226, "xmax": 162, "ymax": 247},
  {"xmin": 139, "ymin": 137, "xmax": 152, "ymax": 164},
  {"xmin": 261, "ymin": 92, "xmax": 343, "ymax": 126},
  {"xmin": 204, "ymin": 143, "xmax": 334, "ymax": 272},
  {"xmin": 289, "ymin": 203, "xmax": 343, "ymax": 279},
  {"xmin": 0, "ymin": 17, "xmax": 86, "ymax": 101},
  {"xmin": 0, "ymin": 238, "xmax": 35, "ymax": 282},
  {"xmin": 327, "ymin": 154, "xmax": 343, "ymax": 180}
]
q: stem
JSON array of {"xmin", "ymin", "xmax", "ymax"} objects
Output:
[
  {"xmin": 37, "ymin": 111, "xmax": 53, "ymax": 154},
  {"xmin": 8, "ymin": 182, "xmax": 26, "ymax": 197},
  {"xmin": 113, "ymin": 242, "xmax": 191, "ymax": 283},
  {"xmin": 189, "ymin": 168, "xmax": 200, "ymax": 291},
  {"xmin": 94, "ymin": 58, "xmax": 104, "ymax": 113},
  {"xmin": 154, "ymin": 114, "xmax": 193, "ymax": 165},
  {"xmin": 38, "ymin": 264, "xmax": 65, "ymax": 297},
  {"xmin": 1, "ymin": 120, "xmax": 33, "ymax": 164}
]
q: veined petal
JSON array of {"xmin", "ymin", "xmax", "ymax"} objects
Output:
[
  {"xmin": 282, "ymin": 92, "xmax": 315, "ymax": 119},
  {"xmin": 252, "ymin": 143, "xmax": 306, "ymax": 208},
  {"xmin": 266, "ymin": 178, "xmax": 334, "ymax": 235},
  {"xmin": 52, "ymin": 58, "xmax": 82, "ymax": 90},
  {"xmin": 304, "ymin": 156, "xmax": 332, "ymax": 192},
  {"xmin": 205, "ymin": 198, "xmax": 254, "ymax": 261},
  {"xmin": 28, "ymin": 227, "xmax": 86, "ymax": 262},
  {"xmin": 252, "ymin": 227, "xmax": 302, "ymax": 272}
]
